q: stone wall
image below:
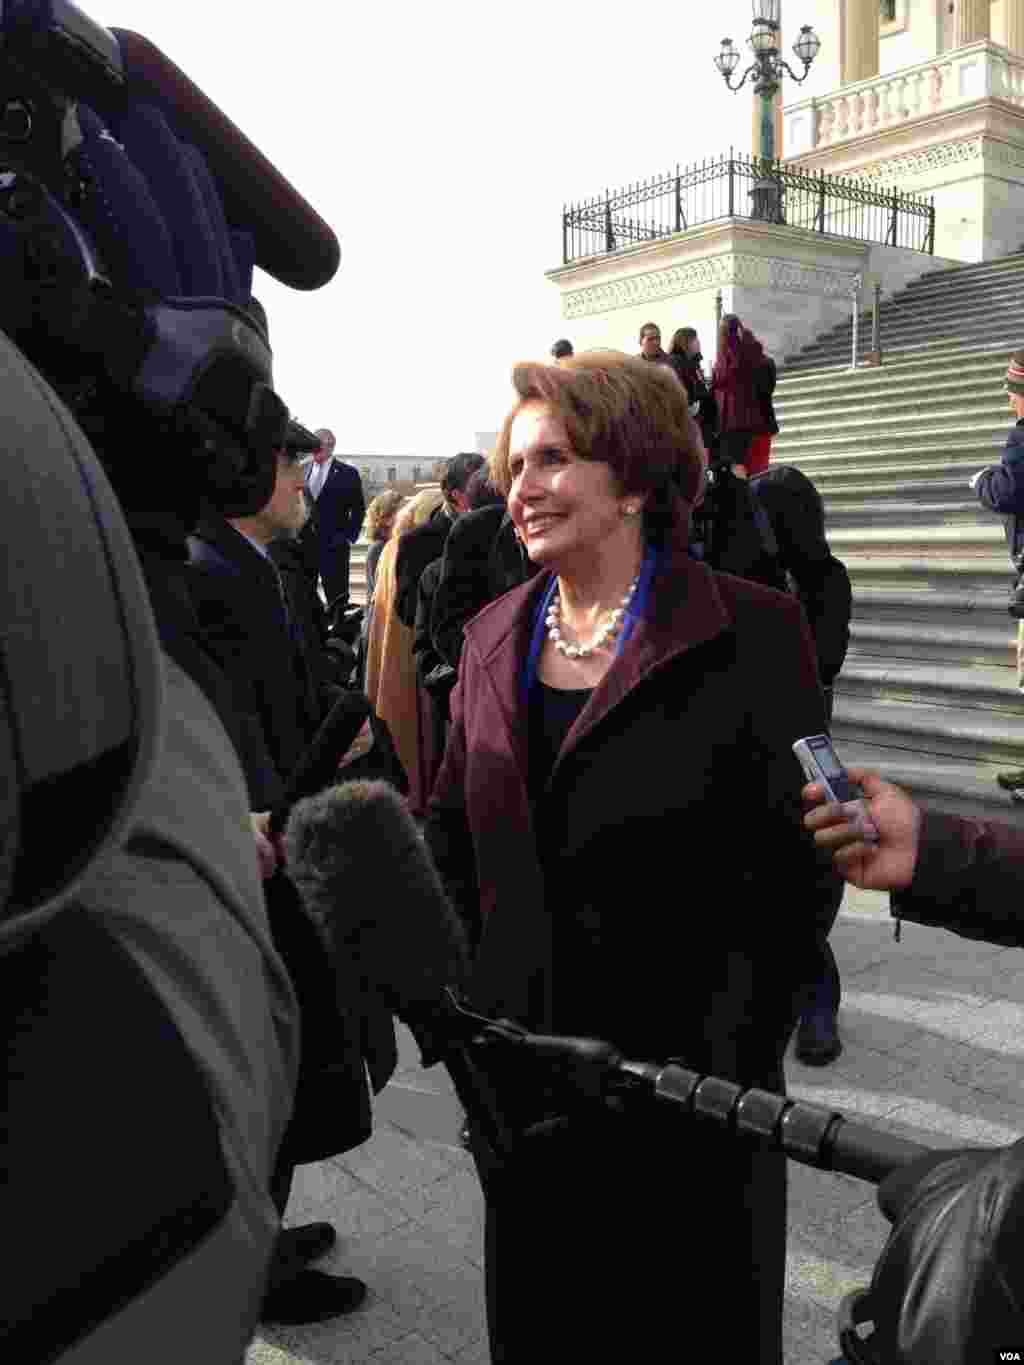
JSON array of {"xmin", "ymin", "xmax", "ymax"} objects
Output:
[{"xmin": 547, "ymin": 219, "xmax": 958, "ymax": 366}]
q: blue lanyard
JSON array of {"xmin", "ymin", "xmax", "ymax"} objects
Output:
[{"xmin": 522, "ymin": 546, "xmax": 659, "ymax": 705}]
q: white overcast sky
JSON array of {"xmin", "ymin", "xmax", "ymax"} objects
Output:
[{"xmin": 114, "ymin": 1, "xmax": 770, "ymax": 456}]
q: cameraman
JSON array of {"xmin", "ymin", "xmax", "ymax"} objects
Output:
[{"xmin": 0, "ymin": 8, "xmax": 340, "ymax": 1355}]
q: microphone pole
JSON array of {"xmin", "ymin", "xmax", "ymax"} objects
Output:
[{"xmin": 435, "ymin": 993, "xmax": 936, "ymax": 1186}]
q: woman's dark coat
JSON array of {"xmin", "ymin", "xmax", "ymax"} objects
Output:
[
  {"xmin": 712, "ymin": 340, "xmax": 775, "ymax": 439},
  {"xmin": 425, "ymin": 541, "xmax": 838, "ymax": 1362},
  {"xmin": 665, "ymin": 350, "xmax": 718, "ymax": 443}
]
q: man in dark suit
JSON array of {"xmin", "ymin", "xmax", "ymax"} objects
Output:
[
  {"xmin": 394, "ymin": 451, "xmax": 485, "ymax": 628},
  {"xmin": 306, "ymin": 427, "xmax": 365, "ymax": 615},
  {"xmin": 189, "ymin": 446, "xmax": 393, "ymax": 1326}
]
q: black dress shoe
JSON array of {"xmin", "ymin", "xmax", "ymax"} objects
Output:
[
  {"xmin": 261, "ymin": 1269, "xmax": 368, "ymax": 1325},
  {"xmin": 795, "ymin": 1011, "xmax": 843, "ymax": 1067},
  {"xmin": 277, "ymin": 1221, "xmax": 337, "ymax": 1266}
]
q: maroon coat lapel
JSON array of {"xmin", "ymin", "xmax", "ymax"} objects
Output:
[{"xmin": 463, "ymin": 541, "xmax": 731, "ymax": 782}]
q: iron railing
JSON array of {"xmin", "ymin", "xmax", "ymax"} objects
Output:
[{"xmin": 561, "ymin": 151, "xmax": 935, "ymax": 264}]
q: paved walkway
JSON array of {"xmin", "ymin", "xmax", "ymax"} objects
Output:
[{"xmin": 247, "ymin": 886, "xmax": 1024, "ymax": 1365}]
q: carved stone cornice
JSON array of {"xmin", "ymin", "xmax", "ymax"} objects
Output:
[
  {"xmin": 561, "ymin": 253, "xmax": 860, "ymax": 319},
  {"xmin": 849, "ymin": 134, "xmax": 1024, "ymax": 181}
]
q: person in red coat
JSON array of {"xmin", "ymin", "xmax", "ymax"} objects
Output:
[
  {"xmin": 425, "ymin": 351, "xmax": 837, "ymax": 1364},
  {"xmin": 711, "ymin": 313, "xmax": 778, "ymax": 478}
]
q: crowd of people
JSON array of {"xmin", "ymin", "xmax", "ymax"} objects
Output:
[{"xmin": 6, "ymin": 7, "xmax": 1024, "ymax": 1356}]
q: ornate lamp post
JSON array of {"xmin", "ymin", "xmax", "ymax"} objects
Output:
[{"xmin": 713, "ymin": 0, "xmax": 821, "ymax": 222}]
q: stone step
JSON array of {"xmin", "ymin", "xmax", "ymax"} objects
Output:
[
  {"xmin": 901, "ymin": 272, "xmax": 1024, "ymax": 310},
  {"xmin": 776, "ymin": 375, "xmax": 1005, "ymax": 421},
  {"xmin": 779, "ymin": 342, "xmax": 1011, "ymax": 388},
  {"xmin": 825, "ymin": 499, "xmax": 991, "ymax": 528},
  {"xmin": 773, "ymin": 445, "xmax": 1003, "ymax": 481},
  {"xmin": 821, "ymin": 476, "xmax": 983, "ymax": 505},
  {"xmin": 790, "ymin": 321, "xmax": 1024, "ymax": 366},
  {"xmin": 785, "ymin": 329, "xmax": 1024, "ymax": 370},
  {"xmin": 838, "ymin": 657, "xmax": 1018, "ymax": 713},
  {"xmin": 815, "ymin": 285, "xmax": 1024, "ymax": 332},
  {"xmin": 848, "ymin": 620, "xmax": 1015, "ymax": 668},
  {"xmin": 832, "ymin": 692, "xmax": 1024, "ymax": 766},
  {"xmin": 807, "ymin": 303, "xmax": 1024, "ymax": 354},
  {"xmin": 773, "ymin": 420, "xmax": 1006, "ymax": 461},
  {"xmin": 776, "ymin": 396, "xmax": 1006, "ymax": 435},
  {"xmin": 902, "ymin": 251, "xmax": 1024, "ymax": 289},
  {"xmin": 828, "ymin": 523, "xmax": 1004, "ymax": 553},
  {"xmin": 823, "ymin": 734, "xmax": 1024, "ymax": 826},
  {"xmin": 840, "ymin": 555, "xmax": 1012, "ymax": 594},
  {"xmin": 851, "ymin": 585, "xmax": 1009, "ymax": 628}
]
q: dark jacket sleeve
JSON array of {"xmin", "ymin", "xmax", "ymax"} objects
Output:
[
  {"xmin": 186, "ymin": 564, "xmax": 285, "ymax": 809},
  {"xmin": 413, "ymin": 559, "xmax": 445, "ymax": 683},
  {"xmin": 751, "ymin": 470, "xmax": 852, "ymax": 686},
  {"xmin": 975, "ymin": 424, "xmax": 1024, "ymax": 516},
  {"xmin": 891, "ymin": 809, "xmax": 1024, "ymax": 947},
  {"xmin": 343, "ymin": 468, "xmax": 366, "ymax": 546},
  {"xmin": 430, "ymin": 509, "xmax": 500, "ymax": 671},
  {"xmin": 423, "ymin": 675, "xmax": 482, "ymax": 950}
]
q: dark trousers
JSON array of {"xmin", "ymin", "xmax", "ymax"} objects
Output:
[
  {"xmin": 800, "ymin": 938, "xmax": 842, "ymax": 1020},
  {"xmin": 322, "ymin": 544, "xmax": 351, "ymax": 614}
]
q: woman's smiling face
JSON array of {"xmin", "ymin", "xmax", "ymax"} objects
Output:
[{"xmin": 506, "ymin": 403, "xmax": 631, "ymax": 569}]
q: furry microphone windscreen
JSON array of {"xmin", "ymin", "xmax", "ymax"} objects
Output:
[{"xmin": 284, "ymin": 779, "xmax": 468, "ymax": 1009}]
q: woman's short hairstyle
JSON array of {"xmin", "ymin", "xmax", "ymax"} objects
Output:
[
  {"xmin": 394, "ymin": 487, "xmax": 445, "ymax": 538},
  {"xmin": 489, "ymin": 351, "xmax": 705, "ymax": 546},
  {"xmin": 363, "ymin": 489, "xmax": 405, "ymax": 542},
  {"xmin": 669, "ymin": 327, "xmax": 698, "ymax": 355}
]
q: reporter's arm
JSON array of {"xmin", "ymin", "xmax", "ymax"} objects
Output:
[
  {"xmin": 805, "ymin": 772, "xmax": 1024, "ymax": 945},
  {"xmin": 894, "ymin": 808, "xmax": 1024, "ymax": 945}
]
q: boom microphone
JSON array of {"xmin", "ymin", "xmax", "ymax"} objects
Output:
[
  {"xmin": 283, "ymin": 779, "xmax": 468, "ymax": 1012},
  {"xmin": 111, "ymin": 30, "xmax": 341, "ymax": 290},
  {"xmin": 268, "ymin": 690, "xmax": 370, "ymax": 838}
]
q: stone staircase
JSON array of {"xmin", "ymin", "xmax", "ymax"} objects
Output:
[{"xmin": 778, "ymin": 253, "xmax": 1024, "ymax": 823}]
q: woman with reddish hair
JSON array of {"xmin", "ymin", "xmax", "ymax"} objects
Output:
[
  {"xmin": 425, "ymin": 351, "xmax": 836, "ymax": 1363},
  {"xmin": 711, "ymin": 313, "xmax": 779, "ymax": 477}
]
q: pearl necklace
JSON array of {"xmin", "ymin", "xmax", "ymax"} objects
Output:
[{"xmin": 545, "ymin": 575, "xmax": 640, "ymax": 660}]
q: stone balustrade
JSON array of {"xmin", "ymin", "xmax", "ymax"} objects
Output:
[{"xmin": 784, "ymin": 41, "xmax": 1024, "ymax": 155}]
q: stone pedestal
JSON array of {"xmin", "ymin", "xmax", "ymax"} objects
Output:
[
  {"xmin": 545, "ymin": 220, "xmax": 958, "ymax": 367},
  {"xmin": 785, "ymin": 40, "xmax": 1024, "ymax": 261}
]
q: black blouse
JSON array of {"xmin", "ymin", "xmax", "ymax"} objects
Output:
[{"xmin": 528, "ymin": 681, "xmax": 592, "ymax": 798}]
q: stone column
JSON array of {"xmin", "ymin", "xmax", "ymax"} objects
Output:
[
  {"xmin": 955, "ymin": 0, "xmax": 990, "ymax": 46},
  {"xmin": 1007, "ymin": 0, "xmax": 1024, "ymax": 57},
  {"xmin": 842, "ymin": 0, "xmax": 880, "ymax": 84}
]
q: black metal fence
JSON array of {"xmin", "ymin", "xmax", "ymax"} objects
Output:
[{"xmin": 561, "ymin": 151, "xmax": 935, "ymax": 264}]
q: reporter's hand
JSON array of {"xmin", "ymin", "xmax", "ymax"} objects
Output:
[
  {"xmin": 802, "ymin": 768, "xmax": 922, "ymax": 891},
  {"xmin": 250, "ymin": 811, "xmax": 279, "ymax": 880}
]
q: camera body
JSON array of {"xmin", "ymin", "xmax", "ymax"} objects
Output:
[{"xmin": 0, "ymin": 3, "xmax": 337, "ymax": 523}]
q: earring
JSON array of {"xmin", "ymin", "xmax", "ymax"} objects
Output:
[{"xmin": 623, "ymin": 503, "xmax": 640, "ymax": 516}]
